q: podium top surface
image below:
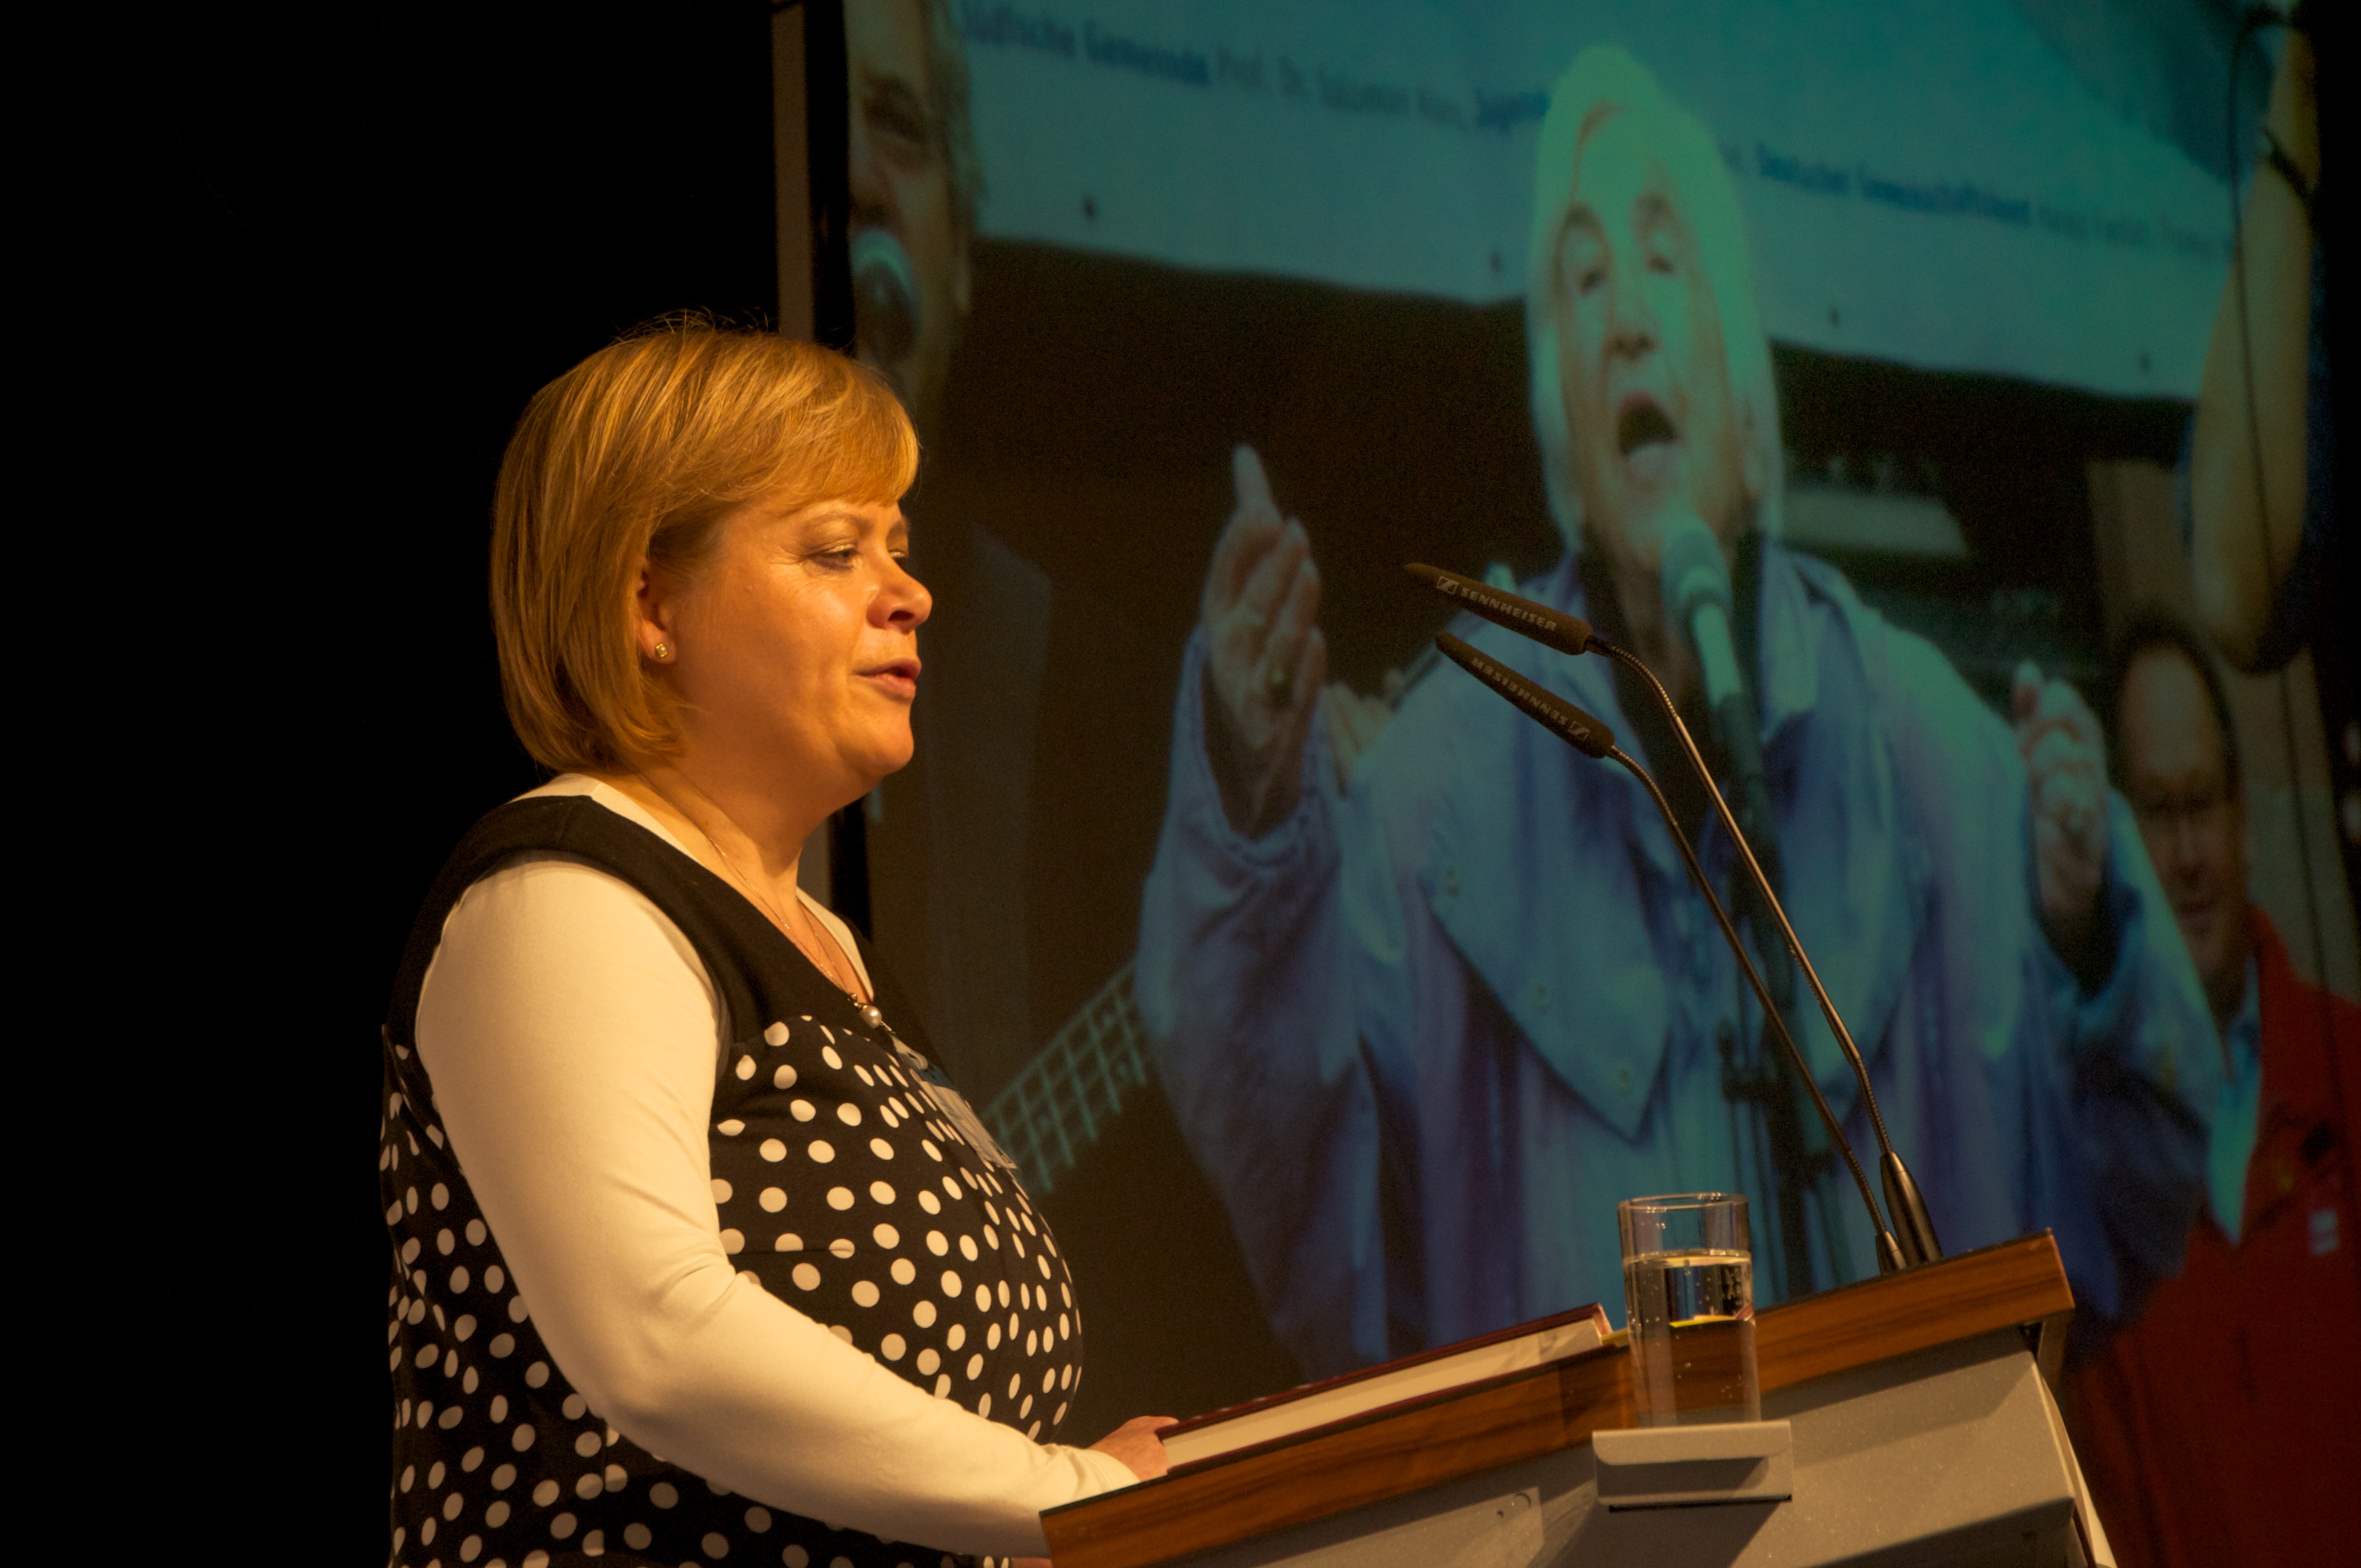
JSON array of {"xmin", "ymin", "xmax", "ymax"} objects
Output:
[{"xmin": 1042, "ymin": 1233, "xmax": 2072, "ymax": 1568}]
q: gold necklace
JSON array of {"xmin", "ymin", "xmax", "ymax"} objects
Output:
[{"xmin": 645, "ymin": 781, "xmax": 870, "ymax": 1006}]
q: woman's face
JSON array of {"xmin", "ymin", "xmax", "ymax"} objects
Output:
[{"xmin": 647, "ymin": 492, "xmax": 931, "ymax": 805}]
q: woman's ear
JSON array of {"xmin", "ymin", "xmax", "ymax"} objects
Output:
[{"xmin": 632, "ymin": 558, "xmax": 677, "ymax": 663}]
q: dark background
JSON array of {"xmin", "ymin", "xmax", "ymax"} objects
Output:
[{"xmin": 160, "ymin": 5, "xmax": 778, "ymax": 1556}]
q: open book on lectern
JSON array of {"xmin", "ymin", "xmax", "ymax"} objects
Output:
[{"xmin": 1158, "ymin": 1302, "xmax": 1613, "ymax": 1469}]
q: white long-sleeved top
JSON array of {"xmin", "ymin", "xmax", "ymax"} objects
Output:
[{"xmin": 414, "ymin": 776, "xmax": 1134, "ymax": 1557}]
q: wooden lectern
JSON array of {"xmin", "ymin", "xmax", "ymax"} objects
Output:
[{"xmin": 1043, "ymin": 1233, "xmax": 2112, "ymax": 1568}]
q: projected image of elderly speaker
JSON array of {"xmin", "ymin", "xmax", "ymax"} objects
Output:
[
  {"xmin": 844, "ymin": 0, "xmax": 1078, "ymax": 1099},
  {"xmin": 1136, "ymin": 45, "xmax": 2219, "ymax": 1377},
  {"xmin": 846, "ymin": 0, "xmax": 974, "ymax": 432}
]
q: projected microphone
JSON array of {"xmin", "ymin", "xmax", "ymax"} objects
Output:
[
  {"xmin": 1433, "ymin": 633, "xmax": 1901, "ymax": 1269},
  {"xmin": 1658, "ymin": 515, "xmax": 1821, "ymax": 1261},
  {"xmin": 1658, "ymin": 521, "xmax": 1871, "ymax": 1277},
  {"xmin": 1659, "ymin": 516, "xmax": 1767, "ymax": 832},
  {"xmin": 1413, "ymin": 564, "xmax": 1942, "ymax": 1268},
  {"xmin": 1659, "ymin": 519, "xmax": 1940, "ymax": 1267},
  {"xmin": 851, "ymin": 228, "xmax": 920, "ymax": 367}
]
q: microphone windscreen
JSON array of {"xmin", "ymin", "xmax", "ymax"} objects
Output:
[
  {"xmin": 851, "ymin": 228, "xmax": 921, "ymax": 366},
  {"xmin": 1406, "ymin": 562, "xmax": 1597, "ymax": 658},
  {"xmin": 1657, "ymin": 514, "xmax": 1732, "ymax": 629},
  {"xmin": 1434, "ymin": 633, "xmax": 1617, "ymax": 760}
]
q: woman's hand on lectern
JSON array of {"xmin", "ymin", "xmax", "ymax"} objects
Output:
[
  {"xmin": 1009, "ymin": 1420, "xmax": 1176, "ymax": 1568},
  {"xmin": 1201, "ymin": 444, "xmax": 1327, "ymax": 837},
  {"xmin": 1092, "ymin": 1413, "xmax": 1178, "ymax": 1481}
]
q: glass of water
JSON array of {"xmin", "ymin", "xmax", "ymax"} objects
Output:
[{"xmin": 1618, "ymin": 1193, "xmax": 1759, "ymax": 1427}]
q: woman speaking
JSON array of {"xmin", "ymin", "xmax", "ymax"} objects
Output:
[{"xmin": 381, "ymin": 321, "xmax": 1167, "ymax": 1567}]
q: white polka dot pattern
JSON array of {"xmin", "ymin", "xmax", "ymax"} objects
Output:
[
  {"xmin": 387, "ymin": 977, "xmax": 1079, "ymax": 1568},
  {"xmin": 703, "ymin": 1014, "xmax": 1083, "ymax": 1455},
  {"xmin": 383, "ymin": 803, "xmax": 1086, "ymax": 1567}
]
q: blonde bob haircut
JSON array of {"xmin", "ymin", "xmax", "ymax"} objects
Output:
[
  {"xmin": 1525, "ymin": 46, "xmax": 1783, "ymax": 552},
  {"xmin": 492, "ymin": 319, "xmax": 918, "ymax": 774}
]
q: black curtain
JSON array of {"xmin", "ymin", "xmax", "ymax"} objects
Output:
[{"xmin": 157, "ymin": 7, "xmax": 780, "ymax": 1555}]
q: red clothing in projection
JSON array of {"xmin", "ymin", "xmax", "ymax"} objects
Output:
[{"xmin": 2066, "ymin": 910, "xmax": 2361, "ymax": 1565}]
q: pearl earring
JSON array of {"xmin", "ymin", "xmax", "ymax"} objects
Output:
[{"xmin": 652, "ymin": 642, "xmax": 674, "ymax": 662}]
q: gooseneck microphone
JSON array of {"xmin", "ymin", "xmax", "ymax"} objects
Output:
[
  {"xmin": 1408, "ymin": 561, "xmax": 1599, "ymax": 658},
  {"xmin": 1413, "ymin": 562, "xmax": 1943, "ymax": 1269},
  {"xmin": 1433, "ymin": 633, "xmax": 1901, "ymax": 1269}
]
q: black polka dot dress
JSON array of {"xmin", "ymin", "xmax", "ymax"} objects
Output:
[{"xmin": 381, "ymin": 797, "xmax": 1087, "ymax": 1568}]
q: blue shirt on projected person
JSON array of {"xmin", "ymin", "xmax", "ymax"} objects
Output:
[{"xmin": 1134, "ymin": 540, "xmax": 2221, "ymax": 1378}]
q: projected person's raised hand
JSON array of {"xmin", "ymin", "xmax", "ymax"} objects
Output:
[
  {"xmin": 2013, "ymin": 661, "xmax": 2108, "ymax": 966},
  {"xmin": 1202, "ymin": 444, "xmax": 1327, "ymax": 836}
]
